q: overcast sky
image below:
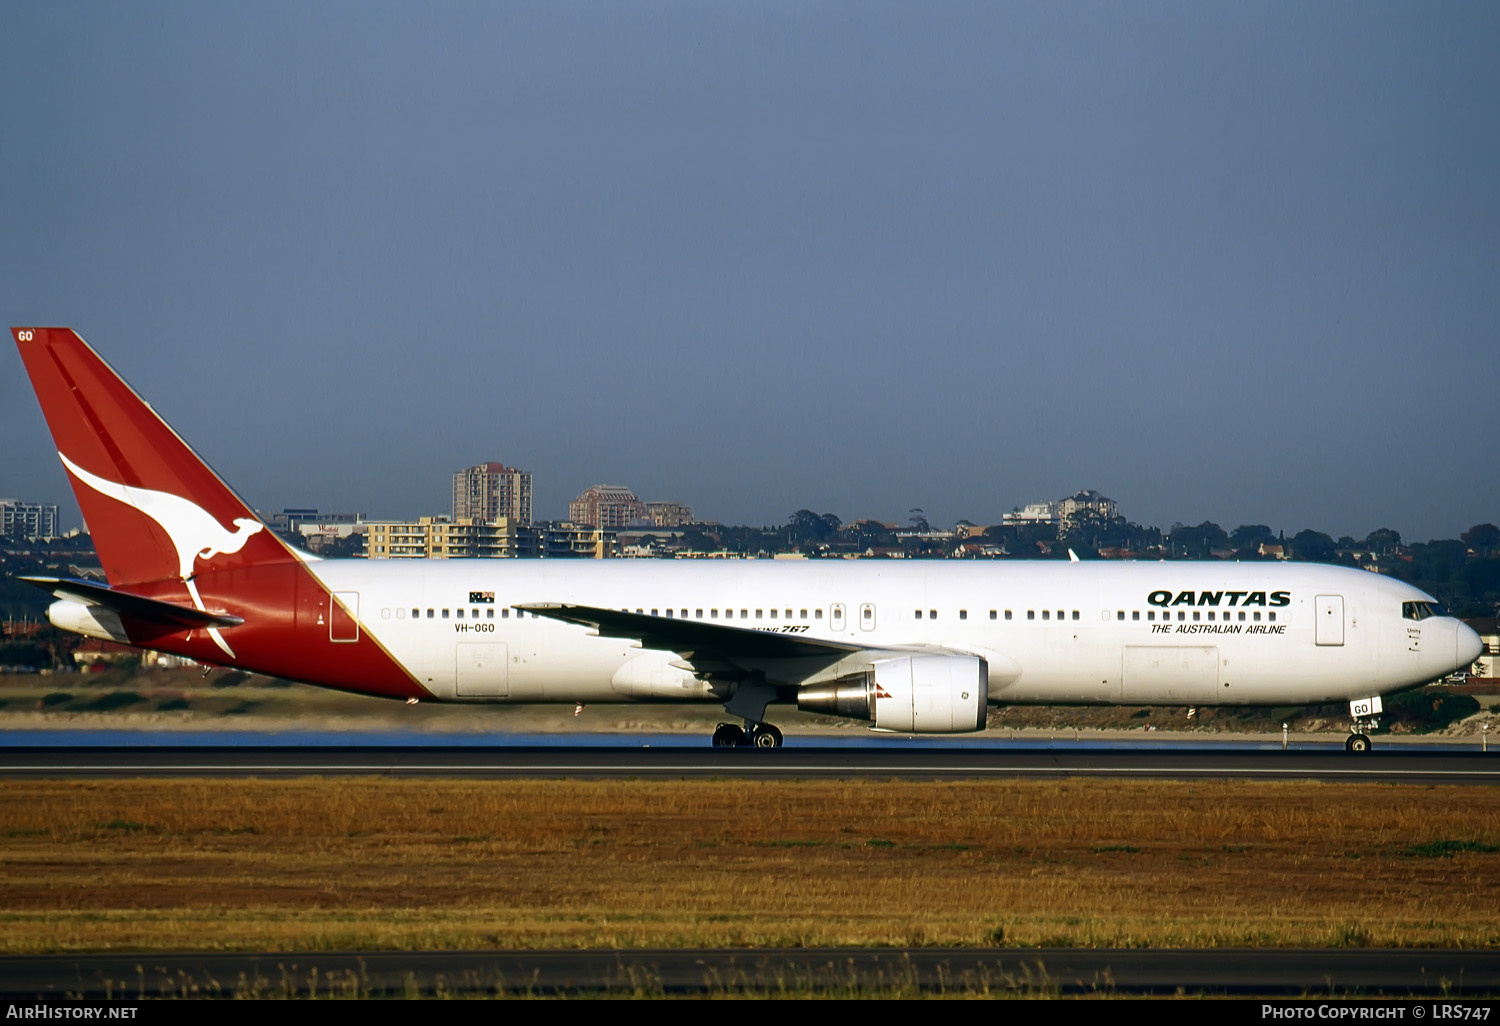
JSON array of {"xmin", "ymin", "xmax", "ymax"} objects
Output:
[{"xmin": 3, "ymin": 2, "xmax": 1496, "ymax": 542}]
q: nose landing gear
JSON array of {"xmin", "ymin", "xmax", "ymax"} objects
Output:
[{"xmin": 1345, "ymin": 696, "xmax": 1382, "ymax": 754}]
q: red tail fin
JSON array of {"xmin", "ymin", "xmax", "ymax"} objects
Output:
[{"xmin": 12, "ymin": 327, "xmax": 298, "ymax": 586}]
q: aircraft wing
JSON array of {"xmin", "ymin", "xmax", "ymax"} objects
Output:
[
  {"xmin": 20, "ymin": 576, "xmax": 246, "ymax": 630},
  {"xmin": 516, "ymin": 602, "xmax": 866, "ymax": 664}
]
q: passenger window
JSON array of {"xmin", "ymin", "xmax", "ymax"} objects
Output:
[
  {"xmin": 711, "ymin": 609, "xmax": 718, "ymax": 619},
  {"xmin": 929, "ymin": 610, "xmax": 937, "ymax": 620},
  {"xmin": 1073, "ymin": 611, "xmax": 1079, "ymax": 620},
  {"xmin": 487, "ymin": 609, "xmax": 494, "ymax": 619},
  {"xmin": 502, "ymin": 609, "xmax": 509, "ymax": 618},
  {"xmin": 1268, "ymin": 612, "xmax": 1276, "ymax": 622},
  {"xmin": 915, "ymin": 610, "xmax": 923, "ymax": 620},
  {"xmin": 800, "ymin": 609, "xmax": 808, "ymax": 619},
  {"xmin": 1042, "ymin": 610, "xmax": 1050, "ymax": 621},
  {"xmin": 989, "ymin": 610, "xmax": 997, "ymax": 620},
  {"xmin": 1117, "ymin": 611, "xmax": 1124, "ymax": 621},
  {"xmin": 1027, "ymin": 610, "xmax": 1035, "ymax": 620},
  {"xmin": 427, "ymin": 609, "xmax": 434, "ymax": 619},
  {"xmin": 456, "ymin": 609, "xmax": 463, "ymax": 619},
  {"xmin": 1132, "ymin": 611, "xmax": 1140, "ymax": 621},
  {"xmin": 959, "ymin": 610, "xmax": 967, "ymax": 620},
  {"xmin": 756, "ymin": 609, "xmax": 763, "ymax": 619},
  {"xmin": 1192, "ymin": 611, "xmax": 1200, "ymax": 621},
  {"xmin": 1005, "ymin": 610, "xmax": 1012, "ymax": 620},
  {"xmin": 814, "ymin": 609, "xmax": 822, "ymax": 619},
  {"xmin": 695, "ymin": 609, "xmax": 703, "ymax": 619},
  {"xmin": 442, "ymin": 609, "xmax": 449, "ymax": 619}
]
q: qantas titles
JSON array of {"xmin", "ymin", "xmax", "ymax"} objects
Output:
[{"xmin": 1148, "ymin": 590, "xmax": 1291, "ymax": 608}]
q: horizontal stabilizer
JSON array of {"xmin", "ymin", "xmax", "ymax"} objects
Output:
[{"xmin": 19, "ymin": 576, "xmax": 245, "ymax": 630}]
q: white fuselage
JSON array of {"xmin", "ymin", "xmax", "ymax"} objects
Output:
[{"xmin": 298, "ymin": 558, "xmax": 1478, "ymax": 707}]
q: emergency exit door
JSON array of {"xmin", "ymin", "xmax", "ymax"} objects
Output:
[{"xmin": 330, "ymin": 591, "xmax": 360, "ymax": 642}]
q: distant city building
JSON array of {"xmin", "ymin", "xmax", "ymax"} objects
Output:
[
  {"xmin": 569, "ymin": 485, "xmax": 647, "ymax": 529},
  {"xmin": 0, "ymin": 500, "xmax": 60, "ymax": 540},
  {"xmin": 296, "ymin": 518, "xmax": 369, "ymax": 553},
  {"xmin": 261, "ymin": 509, "xmax": 367, "ymax": 552},
  {"xmin": 1057, "ymin": 489, "xmax": 1118, "ymax": 522},
  {"xmin": 267, "ymin": 508, "xmax": 321, "ymax": 533},
  {"xmin": 1465, "ymin": 619, "xmax": 1498, "ymax": 681},
  {"xmin": 266, "ymin": 508, "xmax": 365, "ymax": 532},
  {"xmin": 365, "ymin": 516, "xmax": 614, "ymax": 559},
  {"xmin": 1002, "ymin": 490, "xmax": 1118, "ymax": 529},
  {"xmin": 645, "ymin": 501, "xmax": 693, "ymax": 527},
  {"xmin": 1001, "ymin": 502, "xmax": 1060, "ymax": 527},
  {"xmin": 453, "ymin": 463, "xmax": 533, "ymax": 526}
]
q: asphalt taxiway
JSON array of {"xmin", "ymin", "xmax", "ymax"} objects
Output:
[{"xmin": 1, "ymin": 743, "xmax": 1496, "ymax": 782}]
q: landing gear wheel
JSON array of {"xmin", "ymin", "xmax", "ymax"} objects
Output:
[
  {"xmin": 712, "ymin": 723, "xmax": 746, "ymax": 748},
  {"xmin": 751, "ymin": 724, "xmax": 784, "ymax": 749},
  {"xmin": 1345, "ymin": 733, "xmax": 1372, "ymax": 753}
]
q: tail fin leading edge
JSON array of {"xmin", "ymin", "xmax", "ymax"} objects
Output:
[{"xmin": 12, "ymin": 327, "xmax": 296, "ymax": 586}]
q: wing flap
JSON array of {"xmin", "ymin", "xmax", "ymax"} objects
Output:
[{"xmin": 517, "ymin": 603, "xmax": 864, "ymax": 661}]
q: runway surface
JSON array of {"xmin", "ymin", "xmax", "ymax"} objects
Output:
[
  {"xmin": 1, "ymin": 743, "xmax": 1497, "ymax": 782},
  {"xmin": 5, "ymin": 947, "xmax": 1499, "ymax": 997},
  {"xmin": 6, "ymin": 742, "xmax": 1497, "ymax": 998}
]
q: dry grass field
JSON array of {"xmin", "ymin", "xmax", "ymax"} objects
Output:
[{"xmin": 2, "ymin": 778, "xmax": 1498, "ymax": 954}]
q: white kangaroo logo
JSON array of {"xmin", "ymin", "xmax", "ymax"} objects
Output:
[
  {"xmin": 61, "ymin": 454, "xmax": 264, "ymax": 579},
  {"xmin": 60, "ymin": 453, "xmax": 264, "ymax": 658}
]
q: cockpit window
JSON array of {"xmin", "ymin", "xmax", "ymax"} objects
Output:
[{"xmin": 1402, "ymin": 601, "xmax": 1445, "ymax": 621}]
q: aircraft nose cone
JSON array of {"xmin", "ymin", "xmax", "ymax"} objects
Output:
[{"xmin": 1457, "ymin": 622, "xmax": 1484, "ymax": 672}]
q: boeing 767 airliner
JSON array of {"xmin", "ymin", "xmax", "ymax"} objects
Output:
[{"xmin": 11, "ymin": 328, "xmax": 1483, "ymax": 750}]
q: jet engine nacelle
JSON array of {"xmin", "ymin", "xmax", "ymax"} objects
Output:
[{"xmin": 798, "ymin": 653, "xmax": 988, "ymax": 733}]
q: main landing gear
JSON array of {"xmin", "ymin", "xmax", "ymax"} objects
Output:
[
  {"xmin": 712, "ymin": 722, "xmax": 784, "ymax": 748},
  {"xmin": 712, "ymin": 673, "xmax": 784, "ymax": 748}
]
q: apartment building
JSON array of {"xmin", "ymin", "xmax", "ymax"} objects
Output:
[
  {"xmin": 365, "ymin": 516, "xmax": 615, "ymax": 559},
  {"xmin": 568, "ymin": 485, "xmax": 647, "ymax": 529},
  {"xmin": 453, "ymin": 462, "xmax": 533, "ymax": 525},
  {"xmin": 0, "ymin": 500, "xmax": 60, "ymax": 540}
]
